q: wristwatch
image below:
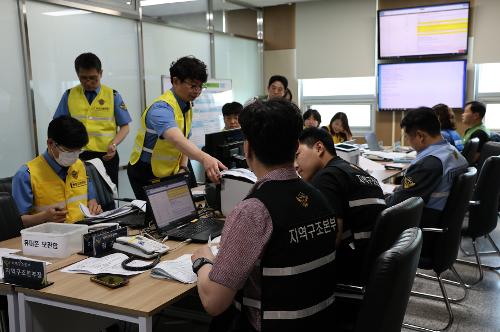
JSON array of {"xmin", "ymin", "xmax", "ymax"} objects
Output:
[{"xmin": 192, "ymin": 257, "xmax": 213, "ymax": 274}]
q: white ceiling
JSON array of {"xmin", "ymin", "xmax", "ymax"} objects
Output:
[{"xmin": 141, "ymin": 0, "xmax": 320, "ymax": 17}]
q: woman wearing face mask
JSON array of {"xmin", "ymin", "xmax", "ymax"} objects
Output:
[{"xmin": 12, "ymin": 116, "xmax": 102, "ymax": 227}]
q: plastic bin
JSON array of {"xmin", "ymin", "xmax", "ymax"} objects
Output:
[{"xmin": 21, "ymin": 223, "xmax": 89, "ymax": 258}]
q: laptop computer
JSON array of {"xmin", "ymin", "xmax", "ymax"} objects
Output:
[
  {"xmin": 143, "ymin": 173, "xmax": 223, "ymax": 243},
  {"xmin": 365, "ymin": 132, "xmax": 384, "ymax": 151}
]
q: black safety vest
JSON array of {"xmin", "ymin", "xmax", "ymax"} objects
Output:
[
  {"xmin": 236, "ymin": 178, "xmax": 337, "ymax": 331},
  {"xmin": 325, "ymin": 159, "xmax": 386, "ymax": 247}
]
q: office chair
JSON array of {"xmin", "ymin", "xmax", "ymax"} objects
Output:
[
  {"xmin": 475, "ymin": 141, "xmax": 500, "ymax": 176},
  {"xmin": 0, "ymin": 176, "xmax": 13, "ymax": 196},
  {"xmin": 355, "ymin": 227, "xmax": 422, "ymax": 332},
  {"xmin": 361, "ymin": 197, "xmax": 423, "ymax": 282},
  {"xmin": 0, "ymin": 192, "xmax": 23, "ymax": 241},
  {"xmin": 456, "ymin": 156, "xmax": 500, "ymax": 282},
  {"xmin": 84, "ymin": 162, "xmax": 116, "ymax": 212},
  {"xmin": 404, "ymin": 167, "xmax": 477, "ymax": 332},
  {"xmin": 461, "ymin": 137, "xmax": 480, "ymax": 165}
]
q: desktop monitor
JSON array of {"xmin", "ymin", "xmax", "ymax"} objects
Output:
[
  {"xmin": 378, "ymin": 2, "xmax": 469, "ymax": 59},
  {"xmin": 378, "ymin": 60, "xmax": 466, "ymax": 111},
  {"xmin": 204, "ymin": 129, "xmax": 246, "ymax": 170}
]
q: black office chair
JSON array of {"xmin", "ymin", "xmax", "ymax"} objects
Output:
[
  {"xmin": 84, "ymin": 162, "xmax": 116, "ymax": 212},
  {"xmin": 355, "ymin": 227, "xmax": 422, "ymax": 332},
  {"xmin": 461, "ymin": 137, "xmax": 480, "ymax": 165},
  {"xmin": 0, "ymin": 192, "xmax": 23, "ymax": 241},
  {"xmin": 0, "ymin": 176, "xmax": 12, "ymax": 196},
  {"xmin": 404, "ymin": 167, "xmax": 477, "ymax": 332},
  {"xmin": 457, "ymin": 156, "xmax": 500, "ymax": 282},
  {"xmin": 361, "ymin": 197, "xmax": 424, "ymax": 282},
  {"xmin": 475, "ymin": 141, "xmax": 500, "ymax": 175}
]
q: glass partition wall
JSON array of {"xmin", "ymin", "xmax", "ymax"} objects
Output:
[{"xmin": 9, "ymin": 0, "xmax": 263, "ymax": 195}]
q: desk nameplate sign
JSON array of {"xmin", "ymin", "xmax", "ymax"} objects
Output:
[{"xmin": 2, "ymin": 256, "xmax": 52, "ymax": 289}]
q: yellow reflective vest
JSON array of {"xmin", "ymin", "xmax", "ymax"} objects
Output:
[
  {"xmin": 129, "ymin": 90, "xmax": 192, "ymax": 178},
  {"xmin": 68, "ymin": 84, "xmax": 116, "ymax": 152},
  {"xmin": 26, "ymin": 155, "xmax": 88, "ymax": 223}
]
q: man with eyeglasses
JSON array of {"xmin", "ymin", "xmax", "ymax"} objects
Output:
[
  {"xmin": 12, "ymin": 116, "xmax": 103, "ymax": 227},
  {"xmin": 128, "ymin": 56, "xmax": 226, "ymax": 202},
  {"xmin": 53, "ymin": 52, "xmax": 132, "ymax": 186}
]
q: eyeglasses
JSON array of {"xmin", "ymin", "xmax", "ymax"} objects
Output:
[
  {"xmin": 55, "ymin": 142, "xmax": 82, "ymax": 155},
  {"xmin": 183, "ymin": 81, "xmax": 205, "ymax": 92},
  {"xmin": 78, "ymin": 75, "xmax": 99, "ymax": 82}
]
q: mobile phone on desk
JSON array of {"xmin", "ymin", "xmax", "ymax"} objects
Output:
[{"xmin": 90, "ymin": 274, "xmax": 129, "ymax": 289}]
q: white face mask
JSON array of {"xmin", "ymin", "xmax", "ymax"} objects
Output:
[
  {"xmin": 52, "ymin": 143, "xmax": 80, "ymax": 167},
  {"xmin": 55, "ymin": 150, "xmax": 80, "ymax": 167}
]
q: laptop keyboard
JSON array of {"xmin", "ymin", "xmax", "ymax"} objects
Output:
[{"xmin": 167, "ymin": 218, "xmax": 221, "ymax": 238}]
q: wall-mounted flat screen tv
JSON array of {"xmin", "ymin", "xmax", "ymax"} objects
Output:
[
  {"xmin": 378, "ymin": 60, "xmax": 466, "ymax": 111},
  {"xmin": 378, "ymin": 2, "xmax": 469, "ymax": 59}
]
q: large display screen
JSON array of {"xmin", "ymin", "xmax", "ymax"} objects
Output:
[
  {"xmin": 378, "ymin": 2, "xmax": 469, "ymax": 59},
  {"xmin": 378, "ymin": 60, "xmax": 466, "ymax": 111}
]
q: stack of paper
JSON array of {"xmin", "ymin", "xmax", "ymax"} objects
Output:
[
  {"xmin": 79, "ymin": 199, "xmax": 146, "ymax": 219},
  {"xmin": 151, "ymin": 254, "xmax": 197, "ymax": 284},
  {"xmin": 61, "ymin": 253, "xmax": 149, "ymax": 276}
]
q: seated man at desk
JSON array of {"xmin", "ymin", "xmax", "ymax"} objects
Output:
[
  {"xmin": 386, "ymin": 108, "xmax": 467, "ymax": 255},
  {"xmin": 295, "ymin": 127, "xmax": 385, "ymax": 284},
  {"xmin": 192, "ymin": 100, "xmax": 337, "ymax": 331},
  {"xmin": 462, "ymin": 100, "xmax": 490, "ymax": 164},
  {"xmin": 222, "ymin": 101, "xmax": 242, "ymax": 130},
  {"xmin": 12, "ymin": 116, "xmax": 102, "ymax": 227}
]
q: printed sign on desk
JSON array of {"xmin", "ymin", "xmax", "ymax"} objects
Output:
[{"xmin": 2, "ymin": 256, "xmax": 51, "ymax": 289}]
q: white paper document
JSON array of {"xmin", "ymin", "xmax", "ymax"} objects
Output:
[
  {"xmin": 151, "ymin": 254, "xmax": 197, "ymax": 284},
  {"xmin": 221, "ymin": 168, "xmax": 257, "ymax": 183},
  {"xmin": 61, "ymin": 253, "xmax": 150, "ymax": 276},
  {"xmin": 363, "ymin": 151, "xmax": 416, "ymax": 161},
  {"xmin": 358, "ymin": 156, "xmax": 385, "ymax": 171},
  {"xmin": 79, "ymin": 199, "xmax": 146, "ymax": 219}
]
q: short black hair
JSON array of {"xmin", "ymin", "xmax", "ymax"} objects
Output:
[
  {"xmin": 48, "ymin": 116, "xmax": 88, "ymax": 149},
  {"xmin": 170, "ymin": 56, "xmax": 208, "ymax": 84},
  {"xmin": 432, "ymin": 103, "xmax": 455, "ymax": 130},
  {"xmin": 74, "ymin": 53, "xmax": 102, "ymax": 73},
  {"xmin": 303, "ymin": 109, "xmax": 321, "ymax": 124},
  {"xmin": 465, "ymin": 101, "xmax": 486, "ymax": 119},
  {"xmin": 268, "ymin": 75, "xmax": 288, "ymax": 89},
  {"xmin": 400, "ymin": 107, "xmax": 441, "ymax": 136},
  {"xmin": 239, "ymin": 100, "xmax": 303, "ymax": 166},
  {"xmin": 222, "ymin": 102, "xmax": 243, "ymax": 116},
  {"xmin": 299, "ymin": 127, "xmax": 337, "ymax": 156}
]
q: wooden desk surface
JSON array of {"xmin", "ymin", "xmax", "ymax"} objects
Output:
[{"xmin": 18, "ymin": 241, "xmax": 204, "ymax": 317}]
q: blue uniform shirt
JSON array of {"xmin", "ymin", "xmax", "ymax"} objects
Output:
[
  {"xmin": 12, "ymin": 151, "xmax": 97, "ymax": 215},
  {"xmin": 139, "ymin": 89, "xmax": 192, "ymax": 163},
  {"xmin": 54, "ymin": 85, "xmax": 132, "ymax": 126}
]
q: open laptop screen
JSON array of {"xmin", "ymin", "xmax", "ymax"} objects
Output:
[{"xmin": 144, "ymin": 175, "xmax": 197, "ymax": 230}]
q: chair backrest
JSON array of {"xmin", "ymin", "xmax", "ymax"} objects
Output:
[
  {"xmin": 461, "ymin": 137, "xmax": 480, "ymax": 165},
  {"xmin": 355, "ymin": 227, "xmax": 422, "ymax": 332},
  {"xmin": 476, "ymin": 141, "xmax": 500, "ymax": 175},
  {"xmin": 468, "ymin": 156, "xmax": 500, "ymax": 238},
  {"xmin": 433, "ymin": 167, "xmax": 477, "ymax": 273},
  {"xmin": 84, "ymin": 162, "xmax": 116, "ymax": 212},
  {"xmin": 0, "ymin": 176, "xmax": 13, "ymax": 195},
  {"xmin": 0, "ymin": 193, "xmax": 23, "ymax": 241},
  {"xmin": 362, "ymin": 197, "xmax": 424, "ymax": 280}
]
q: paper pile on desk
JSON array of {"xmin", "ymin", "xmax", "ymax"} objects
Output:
[
  {"xmin": 79, "ymin": 200, "xmax": 146, "ymax": 219},
  {"xmin": 61, "ymin": 253, "xmax": 149, "ymax": 276},
  {"xmin": 151, "ymin": 254, "xmax": 197, "ymax": 284}
]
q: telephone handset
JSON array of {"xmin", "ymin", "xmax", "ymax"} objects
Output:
[{"xmin": 113, "ymin": 235, "xmax": 169, "ymax": 259}]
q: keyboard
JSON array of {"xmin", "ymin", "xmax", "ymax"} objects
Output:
[{"xmin": 167, "ymin": 218, "xmax": 221, "ymax": 238}]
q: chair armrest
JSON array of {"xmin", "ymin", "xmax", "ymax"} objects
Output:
[
  {"xmin": 421, "ymin": 227, "xmax": 448, "ymax": 233},
  {"xmin": 469, "ymin": 200, "xmax": 480, "ymax": 206},
  {"xmin": 335, "ymin": 283, "xmax": 365, "ymax": 295}
]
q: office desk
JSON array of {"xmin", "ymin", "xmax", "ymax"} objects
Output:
[{"xmin": 16, "ymin": 241, "xmax": 204, "ymax": 332}]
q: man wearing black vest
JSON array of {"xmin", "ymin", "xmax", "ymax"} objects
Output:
[
  {"xmin": 295, "ymin": 127, "xmax": 386, "ymax": 284},
  {"xmin": 191, "ymin": 100, "xmax": 337, "ymax": 331}
]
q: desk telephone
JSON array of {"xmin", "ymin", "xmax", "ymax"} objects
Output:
[{"xmin": 112, "ymin": 235, "xmax": 169, "ymax": 259}]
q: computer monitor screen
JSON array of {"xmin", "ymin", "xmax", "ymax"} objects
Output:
[
  {"xmin": 378, "ymin": 60, "xmax": 466, "ymax": 111},
  {"xmin": 204, "ymin": 129, "xmax": 246, "ymax": 170},
  {"xmin": 378, "ymin": 2, "xmax": 469, "ymax": 59}
]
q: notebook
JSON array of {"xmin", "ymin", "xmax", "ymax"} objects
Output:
[
  {"xmin": 143, "ymin": 173, "xmax": 223, "ymax": 243},
  {"xmin": 365, "ymin": 132, "xmax": 384, "ymax": 151}
]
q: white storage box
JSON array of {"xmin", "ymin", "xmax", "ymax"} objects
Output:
[
  {"xmin": 21, "ymin": 223, "xmax": 89, "ymax": 258},
  {"xmin": 335, "ymin": 143, "xmax": 361, "ymax": 165}
]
